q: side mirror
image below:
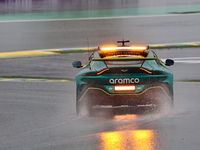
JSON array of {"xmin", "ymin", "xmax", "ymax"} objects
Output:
[
  {"xmin": 165, "ymin": 59, "xmax": 174, "ymax": 66},
  {"xmin": 72, "ymin": 61, "xmax": 83, "ymax": 68}
]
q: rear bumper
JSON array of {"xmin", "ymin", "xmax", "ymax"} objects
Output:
[{"xmin": 78, "ymin": 85, "xmax": 173, "ymax": 107}]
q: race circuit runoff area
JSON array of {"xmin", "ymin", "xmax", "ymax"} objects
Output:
[
  {"xmin": 1, "ymin": 2, "xmax": 200, "ymax": 150},
  {"xmin": 0, "ymin": 42, "xmax": 200, "ymax": 82}
]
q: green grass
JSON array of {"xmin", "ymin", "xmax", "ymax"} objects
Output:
[
  {"xmin": 171, "ymin": 11, "xmax": 200, "ymax": 14},
  {"xmin": 0, "ymin": 5, "xmax": 200, "ymax": 21}
]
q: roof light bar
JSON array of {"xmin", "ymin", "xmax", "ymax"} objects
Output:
[
  {"xmin": 101, "ymin": 47, "xmax": 117, "ymax": 51},
  {"xmin": 131, "ymin": 46, "xmax": 147, "ymax": 51},
  {"xmin": 100, "ymin": 46, "xmax": 148, "ymax": 52}
]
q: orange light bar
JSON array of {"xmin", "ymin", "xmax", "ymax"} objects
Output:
[
  {"xmin": 117, "ymin": 47, "xmax": 131, "ymax": 50},
  {"xmin": 97, "ymin": 68, "xmax": 109, "ymax": 75},
  {"xmin": 101, "ymin": 47, "xmax": 117, "ymax": 51},
  {"xmin": 114, "ymin": 85, "xmax": 136, "ymax": 91},
  {"xmin": 140, "ymin": 68, "xmax": 152, "ymax": 74},
  {"xmin": 131, "ymin": 46, "xmax": 147, "ymax": 51},
  {"xmin": 100, "ymin": 46, "xmax": 147, "ymax": 52}
]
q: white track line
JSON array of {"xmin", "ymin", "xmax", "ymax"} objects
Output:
[{"xmin": 162, "ymin": 57, "xmax": 200, "ymax": 64}]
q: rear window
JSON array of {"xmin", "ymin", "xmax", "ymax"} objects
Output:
[{"xmin": 105, "ymin": 60, "xmax": 144, "ymax": 66}]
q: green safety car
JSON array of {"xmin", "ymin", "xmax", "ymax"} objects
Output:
[{"xmin": 73, "ymin": 40, "xmax": 174, "ymax": 114}]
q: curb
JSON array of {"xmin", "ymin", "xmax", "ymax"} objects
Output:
[
  {"xmin": 0, "ymin": 42, "xmax": 200, "ymax": 59},
  {"xmin": 0, "ymin": 48, "xmax": 98, "ymax": 59},
  {"xmin": 149, "ymin": 42, "xmax": 200, "ymax": 49}
]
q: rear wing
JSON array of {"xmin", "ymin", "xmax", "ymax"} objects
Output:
[{"xmin": 83, "ymin": 57, "xmax": 165, "ymax": 68}]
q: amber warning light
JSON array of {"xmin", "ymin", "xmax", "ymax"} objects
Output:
[
  {"xmin": 100, "ymin": 46, "xmax": 148, "ymax": 52},
  {"xmin": 114, "ymin": 85, "xmax": 136, "ymax": 91}
]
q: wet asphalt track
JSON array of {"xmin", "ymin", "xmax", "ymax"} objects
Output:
[
  {"xmin": 0, "ymin": 48, "xmax": 200, "ymax": 150},
  {"xmin": 0, "ymin": 14, "xmax": 200, "ymax": 52},
  {"xmin": 1, "ymin": 2, "xmax": 200, "ymax": 150}
]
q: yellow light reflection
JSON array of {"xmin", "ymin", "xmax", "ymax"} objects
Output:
[
  {"xmin": 132, "ymin": 130, "xmax": 156, "ymax": 150},
  {"xmin": 114, "ymin": 114, "xmax": 137, "ymax": 122},
  {"xmin": 100, "ymin": 132, "xmax": 122, "ymax": 150},
  {"xmin": 99, "ymin": 130, "xmax": 157, "ymax": 150}
]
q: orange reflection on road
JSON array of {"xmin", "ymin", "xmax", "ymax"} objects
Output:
[
  {"xmin": 100, "ymin": 132, "xmax": 123, "ymax": 150},
  {"xmin": 114, "ymin": 114, "xmax": 137, "ymax": 122},
  {"xmin": 132, "ymin": 130, "xmax": 156, "ymax": 150},
  {"xmin": 99, "ymin": 130, "xmax": 157, "ymax": 150}
]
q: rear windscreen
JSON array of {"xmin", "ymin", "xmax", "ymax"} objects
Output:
[{"xmin": 105, "ymin": 60, "xmax": 144, "ymax": 66}]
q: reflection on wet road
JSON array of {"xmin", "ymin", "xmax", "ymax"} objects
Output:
[
  {"xmin": 99, "ymin": 129, "xmax": 157, "ymax": 150},
  {"xmin": 98, "ymin": 115, "xmax": 159, "ymax": 150}
]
